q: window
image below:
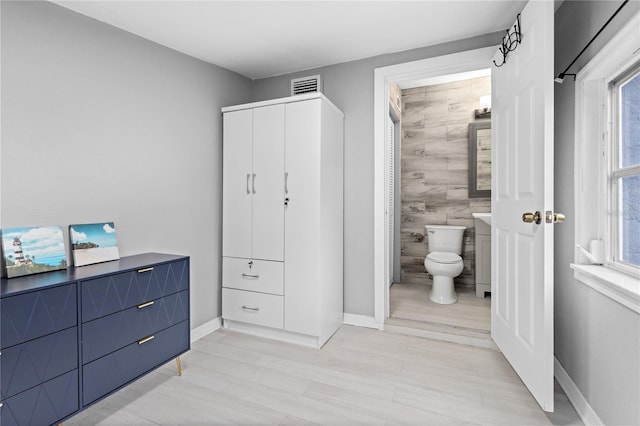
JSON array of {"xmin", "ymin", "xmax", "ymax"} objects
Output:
[
  {"xmin": 611, "ymin": 65, "xmax": 640, "ymax": 271},
  {"xmin": 572, "ymin": 12, "xmax": 639, "ymax": 313}
]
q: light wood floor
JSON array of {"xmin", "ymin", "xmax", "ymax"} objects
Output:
[
  {"xmin": 389, "ymin": 283, "xmax": 491, "ymax": 331},
  {"xmin": 67, "ymin": 326, "xmax": 582, "ymax": 425}
]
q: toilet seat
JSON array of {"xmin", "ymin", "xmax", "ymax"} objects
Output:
[{"xmin": 426, "ymin": 252, "xmax": 462, "ymax": 264}]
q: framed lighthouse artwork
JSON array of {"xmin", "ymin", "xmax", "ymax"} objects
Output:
[{"xmin": 1, "ymin": 225, "xmax": 68, "ymax": 278}]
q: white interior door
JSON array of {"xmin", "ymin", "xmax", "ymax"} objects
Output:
[
  {"xmin": 252, "ymin": 105, "xmax": 285, "ymax": 261},
  {"xmin": 222, "ymin": 109, "xmax": 253, "ymax": 259},
  {"xmin": 491, "ymin": 0, "xmax": 555, "ymax": 412}
]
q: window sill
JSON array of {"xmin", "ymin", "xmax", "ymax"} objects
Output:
[{"xmin": 570, "ymin": 264, "xmax": 640, "ymax": 314}]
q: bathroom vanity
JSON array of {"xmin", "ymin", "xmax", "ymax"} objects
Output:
[{"xmin": 473, "ymin": 214, "xmax": 492, "ymax": 297}]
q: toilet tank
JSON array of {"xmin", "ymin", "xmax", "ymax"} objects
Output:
[{"xmin": 425, "ymin": 225, "xmax": 466, "ymax": 254}]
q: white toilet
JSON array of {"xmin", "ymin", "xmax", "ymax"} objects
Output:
[{"xmin": 424, "ymin": 224, "xmax": 466, "ymax": 304}]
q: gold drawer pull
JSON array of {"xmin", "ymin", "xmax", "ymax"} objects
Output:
[
  {"xmin": 137, "ymin": 267, "xmax": 154, "ymax": 273},
  {"xmin": 137, "ymin": 300, "xmax": 155, "ymax": 309},
  {"xmin": 137, "ymin": 335, "xmax": 155, "ymax": 345}
]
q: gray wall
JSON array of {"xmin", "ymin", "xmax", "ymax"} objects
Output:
[
  {"xmin": 252, "ymin": 33, "xmax": 503, "ymax": 316},
  {"xmin": 554, "ymin": 1, "xmax": 640, "ymax": 425},
  {"xmin": 0, "ymin": 1, "xmax": 252, "ymax": 328}
]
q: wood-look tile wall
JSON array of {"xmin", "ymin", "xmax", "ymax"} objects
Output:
[{"xmin": 400, "ymin": 77, "xmax": 491, "ymax": 288}]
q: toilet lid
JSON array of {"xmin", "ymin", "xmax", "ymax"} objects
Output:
[{"xmin": 427, "ymin": 252, "xmax": 462, "ymax": 264}]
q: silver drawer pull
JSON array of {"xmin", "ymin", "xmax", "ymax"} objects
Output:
[
  {"xmin": 246, "ymin": 173, "xmax": 251, "ymax": 194},
  {"xmin": 137, "ymin": 300, "xmax": 155, "ymax": 309},
  {"xmin": 138, "ymin": 335, "xmax": 155, "ymax": 345},
  {"xmin": 242, "ymin": 273, "xmax": 260, "ymax": 279},
  {"xmin": 242, "ymin": 305, "xmax": 260, "ymax": 311},
  {"xmin": 0, "ymin": 401, "xmax": 3, "ymax": 408},
  {"xmin": 137, "ymin": 267, "xmax": 154, "ymax": 273}
]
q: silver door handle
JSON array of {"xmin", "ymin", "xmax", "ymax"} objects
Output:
[
  {"xmin": 242, "ymin": 273, "xmax": 260, "ymax": 279},
  {"xmin": 252, "ymin": 173, "xmax": 256, "ymax": 194},
  {"xmin": 242, "ymin": 305, "xmax": 260, "ymax": 311},
  {"xmin": 285, "ymin": 172, "xmax": 289, "ymax": 194},
  {"xmin": 246, "ymin": 174, "xmax": 251, "ymax": 194}
]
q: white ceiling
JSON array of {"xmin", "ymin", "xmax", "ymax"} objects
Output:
[{"xmin": 52, "ymin": 1, "xmax": 528, "ymax": 80}]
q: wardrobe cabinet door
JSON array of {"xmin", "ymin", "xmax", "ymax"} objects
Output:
[
  {"xmin": 252, "ymin": 104, "xmax": 285, "ymax": 261},
  {"xmin": 223, "ymin": 109, "xmax": 254, "ymax": 259},
  {"xmin": 284, "ymin": 99, "xmax": 322, "ymax": 336}
]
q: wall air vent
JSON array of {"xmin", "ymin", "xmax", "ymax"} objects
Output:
[{"xmin": 291, "ymin": 75, "xmax": 322, "ymax": 95}]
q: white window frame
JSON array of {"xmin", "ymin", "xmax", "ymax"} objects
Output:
[
  {"xmin": 572, "ymin": 11, "xmax": 640, "ymax": 314},
  {"xmin": 609, "ymin": 66, "xmax": 640, "ymax": 274}
]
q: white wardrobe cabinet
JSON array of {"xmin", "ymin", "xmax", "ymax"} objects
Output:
[
  {"xmin": 222, "ymin": 104, "xmax": 285, "ymax": 261},
  {"xmin": 221, "ymin": 93, "xmax": 344, "ymax": 348}
]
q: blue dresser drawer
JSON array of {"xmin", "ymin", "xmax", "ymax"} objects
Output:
[
  {"xmin": 82, "ymin": 290, "xmax": 189, "ymax": 363},
  {"xmin": 0, "ymin": 369, "xmax": 78, "ymax": 426},
  {"xmin": 81, "ymin": 259, "xmax": 189, "ymax": 322},
  {"xmin": 1, "ymin": 284, "xmax": 77, "ymax": 349},
  {"xmin": 1, "ymin": 327, "xmax": 77, "ymax": 400},
  {"xmin": 82, "ymin": 320, "xmax": 189, "ymax": 405}
]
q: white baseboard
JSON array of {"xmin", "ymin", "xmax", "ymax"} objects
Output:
[
  {"xmin": 555, "ymin": 357, "xmax": 604, "ymax": 426},
  {"xmin": 191, "ymin": 317, "xmax": 222, "ymax": 343},
  {"xmin": 343, "ymin": 313, "xmax": 381, "ymax": 329}
]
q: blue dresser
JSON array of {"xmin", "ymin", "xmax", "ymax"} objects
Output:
[{"xmin": 0, "ymin": 253, "xmax": 190, "ymax": 425}]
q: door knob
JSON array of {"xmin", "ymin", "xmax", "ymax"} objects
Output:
[
  {"xmin": 522, "ymin": 211, "xmax": 542, "ymax": 224},
  {"xmin": 546, "ymin": 211, "xmax": 566, "ymax": 224}
]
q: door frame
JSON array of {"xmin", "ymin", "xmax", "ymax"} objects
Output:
[{"xmin": 373, "ymin": 46, "xmax": 496, "ymax": 325}]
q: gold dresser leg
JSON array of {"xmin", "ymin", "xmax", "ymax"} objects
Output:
[{"xmin": 176, "ymin": 356, "xmax": 182, "ymax": 376}]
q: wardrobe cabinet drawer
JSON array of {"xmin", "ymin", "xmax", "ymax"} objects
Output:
[
  {"xmin": 222, "ymin": 288, "xmax": 283, "ymax": 329},
  {"xmin": 1, "ymin": 284, "xmax": 77, "ymax": 349},
  {"xmin": 222, "ymin": 257, "xmax": 283, "ymax": 295},
  {"xmin": 82, "ymin": 320, "xmax": 189, "ymax": 405},
  {"xmin": 1, "ymin": 327, "xmax": 77, "ymax": 400},
  {"xmin": 81, "ymin": 259, "xmax": 189, "ymax": 322},
  {"xmin": 0, "ymin": 369, "xmax": 78, "ymax": 426},
  {"xmin": 82, "ymin": 291, "xmax": 189, "ymax": 363}
]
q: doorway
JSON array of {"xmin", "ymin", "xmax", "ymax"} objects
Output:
[{"xmin": 373, "ymin": 47, "xmax": 497, "ymax": 346}]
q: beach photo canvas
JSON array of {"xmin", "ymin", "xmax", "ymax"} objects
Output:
[
  {"xmin": 1, "ymin": 226, "xmax": 68, "ymax": 278},
  {"xmin": 70, "ymin": 222, "xmax": 120, "ymax": 267}
]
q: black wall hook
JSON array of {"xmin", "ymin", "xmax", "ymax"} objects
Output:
[{"xmin": 493, "ymin": 14, "xmax": 522, "ymax": 68}]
